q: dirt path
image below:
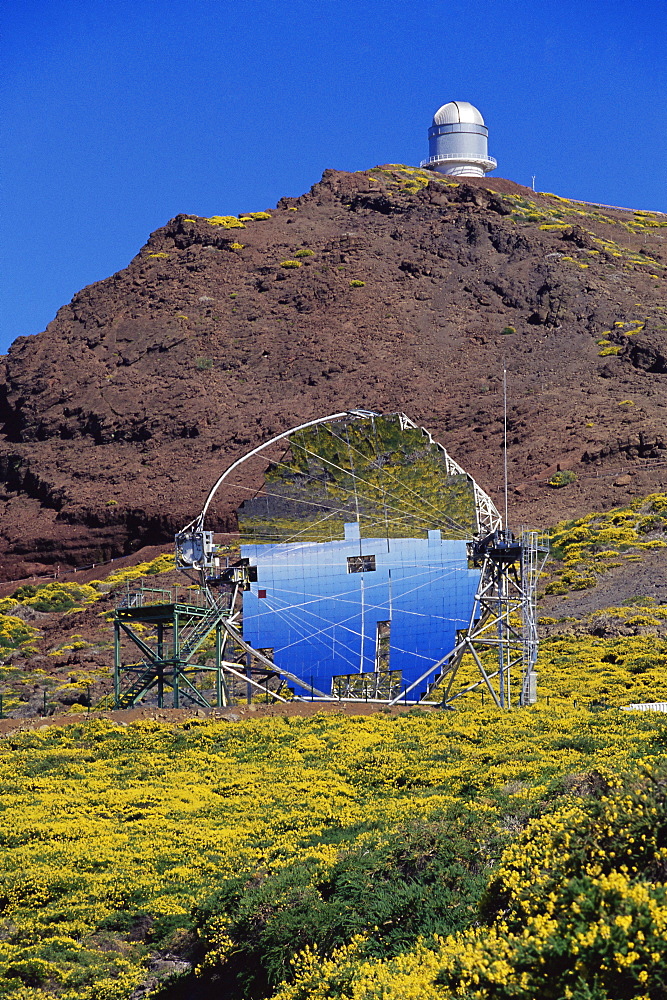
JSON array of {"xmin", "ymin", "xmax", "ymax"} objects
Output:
[{"xmin": 0, "ymin": 699, "xmax": 434, "ymax": 737}]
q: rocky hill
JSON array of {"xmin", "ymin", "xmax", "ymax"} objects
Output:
[{"xmin": 1, "ymin": 165, "xmax": 666, "ymax": 579}]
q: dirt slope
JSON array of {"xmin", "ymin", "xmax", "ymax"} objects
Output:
[{"xmin": 1, "ymin": 165, "xmax": 666, "ymax": 578}]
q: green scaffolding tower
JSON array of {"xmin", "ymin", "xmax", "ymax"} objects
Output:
[{"xmin": 113, "ymin": 585, "xmax": 229, "ymax": 709}]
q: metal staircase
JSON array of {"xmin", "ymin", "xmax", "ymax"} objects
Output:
[
  {"xmin": 96, "ymin": 663, "xmax": 157, "ymax": 710},
  {"xmin": 110, "ymin": 587, "xmax": 231, "ymax": 710},
  {"xmin": 116, "ymin": 664, "xmax": 158, "ymax": 709},
  {"xmin": 178, "ymin": 598, "xmax": 228, "ymax": 662}
]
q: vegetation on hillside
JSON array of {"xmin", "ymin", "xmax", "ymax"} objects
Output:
[
  {"xmin": 274, "ymin": 766, "xmax": 667, "ymax": 1000},
  {"xmin": 0, "ymin": 699, "xmax": 666, "ymax": 999},
  {"xmin": 0, "ymin": 488, "xmax": 666, "ymax": 997},
  {"xmin": 0, "ymin": 554, "xmax": 177, "ymax": 714},
  {"xmin": 544, "ymin": 493, "xmax": 667, "ymax": 596}
]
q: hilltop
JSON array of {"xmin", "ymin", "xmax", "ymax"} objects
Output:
[
  {"xmin": 0, "ymin": 167, "xmax": 667, "ymax": 999},
  {"xmin": 1, "ymin": 166, "xmax": 666, "ymax": 578}
]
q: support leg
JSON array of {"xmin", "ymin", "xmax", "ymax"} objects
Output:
[
  {"xmin": 173, "ymin": 610, "xmax": 180, "ymax": 709},
  {"xmin": 216, "ymin": 624, "xmax": 228, "ymax": 707},
  {"xmin": 114, "ymin": 620, "xmax": 121, "ymax": 709},
  {"xmin": 157, "ymin": 622, "xmax": 164, "ymax": 709}
]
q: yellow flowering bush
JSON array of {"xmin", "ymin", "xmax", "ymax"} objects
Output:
[
  {"xmin": 599, "ymin": 344, "xmax": 622, "ymax": 356},
  {"xmin": 0, "ymin": 705, "xmax": 665, "ymax": 997},
  {"xmin": 0, "ymin": 615, "xmax": 39, "ymax": 661},
  {"xmin": 537, "ymin": 632, "xmax": 667, "ymax": 708},
  {"xmin": 273, "ymin": 769, "xmax": 667, "ymax": 1000},
  {"xmin": 9, "ymin": 582, "xmax": 99, "ymax": 614},
  {"xmin": 88, "ymin": 552, "xmax": 175, "ymax": 594},
  {"xmin": 435, "ymin": 771, "xmax": 667, "ymax": 999},
  {"xmin": 206, "ymin": 215, "xmax": 246, "ymax": 228},
  {"xmin": 545, "ymin": 494, "xmax": 667, "ymax": 595}
]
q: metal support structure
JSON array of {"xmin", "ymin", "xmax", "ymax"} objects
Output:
[
  {"xmin": 173, "ymin": 610, "xmax": 180, "ymax": 708},
  {"xmin": 388, "ymin": 530, "xmax": 549, "ymax": 709},
  {"xmin": 167, "ymin": 409, "xmax": 551, "ymax": 712},
  {"xmin": 519, "ymin": 530, "xmax": 550, "ymax": 705},
  {"xmin": 215, "ymin": 623, "xmax": 228, "ymax": 707},
  {"xmin": 157, "ymin": 622, "xmax": 164, "ymax": 707},
  {"xmin": 110, "ymin": 583, "xmax": 232, "ymax": 710},
  {"xmin": 107, "ymin": 580, "xmax": 317, "ymax": 710},
  {"xmin": 132, "ymin": 527, "xmax": 546, "ymax": 709},
  {"xmin": 113, "ymin": 619, "xmax": 121, "ymax": 707}
]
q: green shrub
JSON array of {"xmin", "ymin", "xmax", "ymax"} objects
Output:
[
  {"xmin": 501, "ymin": 325, "xmax": 516, "ymax": 335},
  {"xmin": 349, "ymin": 280, "xmax": 365, "ymax": 288},
  {"xmin": 195, "ymin": 357, "xmax": 214, "ymax": 370},
  {"xmin": 280, "ymin": 260, "xmax": 302, "ymax": 269},
  {"xmin": 548, "ymin": 470, "xmax": 577, "ymax": 488},
  {"xmin": 294, "ymin": 249, "xmax": 314, "ymax": 257},
  {"xmin": 193, "ymin": 809, "xmax": 500, "ymax": 997}
]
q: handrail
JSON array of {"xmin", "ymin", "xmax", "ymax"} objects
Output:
[{"xmin": 420, "ymin": 153, "xmax": 497, "ymax": 168}]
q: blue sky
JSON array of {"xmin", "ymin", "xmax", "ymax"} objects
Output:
[{"xmin": 2, "ymin": 0, "xmax": 666, "ymax": 353}]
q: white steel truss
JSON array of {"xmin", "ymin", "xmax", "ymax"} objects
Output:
[
  {"xmin": 398, "ymin": 414, "xmax": 502, "ymax": 536},
  {"xmin": 388, "ymin": 530, "xmax": 550, "ymax": 709},
  {"xmin": 174, "ymin": 411, "xmax": 543, "ymax": 710}
]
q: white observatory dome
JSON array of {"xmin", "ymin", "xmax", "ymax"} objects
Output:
[
  {"xmin": 432, "ymin": 101, "xmax": 485, "ymax": 127},
  {"xmin": 421, "ymin": 100, "xmax": 496, "ymax": 177}
]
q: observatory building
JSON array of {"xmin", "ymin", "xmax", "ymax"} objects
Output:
[{"xmin": 420, "ymin": 101, "xmax": 496, "ymax": 177}]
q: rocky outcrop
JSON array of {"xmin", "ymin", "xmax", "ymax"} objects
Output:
[
  {"xmin": 622, "ymin": 335, "xmax": 667, "ymax": 374},
  {"xmin": 1, "ymin": 166, "xmax": 666, "ymax": 578}
]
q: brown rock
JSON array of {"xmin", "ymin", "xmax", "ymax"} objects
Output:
[{"xmin": 0, "ymin": 167, "xmax": 666, "ymax": 577}]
